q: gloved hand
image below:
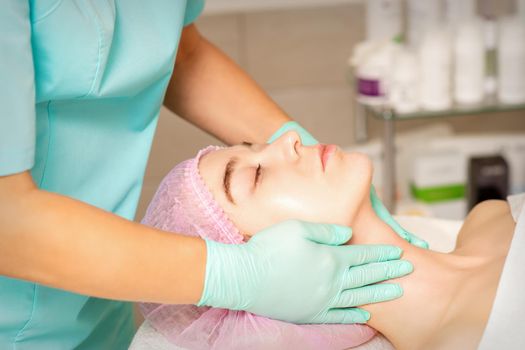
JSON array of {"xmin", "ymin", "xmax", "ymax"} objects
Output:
[
  {"xmin": 198, "ymin": 220, "xmax": 413, "ymax": 324},
  {"xmin": 370, "ymin": 186, "xmax": 429, "ymax": 249},
  {"xmin": 269, "ymin": 121, "xmax": 429, "ymax": 249}
]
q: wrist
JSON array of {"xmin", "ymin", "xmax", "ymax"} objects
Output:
[{"xmin": 197, "ymin": 239, "xmax": 251, "ymax": 309}]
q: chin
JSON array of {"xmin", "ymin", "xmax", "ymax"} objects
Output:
[
  {"xmin": 344, "ymin": 151, "xmax": 373, "ymax": 184},
  {"xmin": 338, "ymin": 152, "xmax": 373, "ymax": 221}
]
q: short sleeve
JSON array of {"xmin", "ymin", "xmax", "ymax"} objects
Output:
[
  {"xmin": 0, "ymin": 1, "xmax": 36, "ymax": 176},
  {"xmin": 183, "ymin": 0, "xmax": 205, "ymax": 26}
]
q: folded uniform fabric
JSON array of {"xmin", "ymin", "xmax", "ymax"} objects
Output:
[{"xmin": 139, "ymin": 146, "xmax": 376, "ymax": 350}]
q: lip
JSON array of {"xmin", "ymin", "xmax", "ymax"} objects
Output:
[{"xmin": 319, "ymin": 144, "xmax": 337, "ymax": 171}]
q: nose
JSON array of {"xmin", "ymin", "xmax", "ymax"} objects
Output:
[{"xmin": 270, "ymin": 130, "xmax": 301, "ymax": 161}]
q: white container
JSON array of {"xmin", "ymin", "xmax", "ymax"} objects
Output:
[
  {"xmin": 444, "ymin": 0, "xmax": 477, "ymax": 26},
  {"xmin": 389, "ymin": 48, "xmax": 420, "ymax": 113},
  {"xmin": 519, "ymin": 0, "xmax": 525, "ymax": 22},
  {"xmin": 419, "ymin": 29, "xmax": 453, "ymax": 111},
  {"xmin": 483, "ymin": 19, "xmax": 498, "ymax": 96},
  {"xmin": 407, "ymin": 0, "xmax": 442, "ymax": 48},
  {"xmin": 366, "ymin": 0, "xmax": 402, "ymax": 41},
  {"xmin": 498, "ymin": 17, "xmax": 525, "ymax": 104},
  {"xmin": 350, "ymin": 41, "xmax": 399, "ymax": 106},
  {"xmin": 454, "ymin": 19, "xmax": 485, "ymax": 105}
]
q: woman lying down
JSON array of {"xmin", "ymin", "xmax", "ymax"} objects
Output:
[{"xmin": 139, "ymin": 131, "xmax": 518, "ymax": 350}]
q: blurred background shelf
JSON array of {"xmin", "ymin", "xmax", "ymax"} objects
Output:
[
  {"xmin": 368, "ymin": 100, "xmax": 525, "ymax": 121},
  {"xmin": 354, "ymin": 102, "xmax": 525, "ymax": 212}
]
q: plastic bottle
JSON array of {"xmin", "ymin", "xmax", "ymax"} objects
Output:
[
  {"xmin": 482, "ymin": 19, "xmax": 498, "ymax": 96},
  {"xmin": 520, "ymin": 0, "xmax": 525, "ymax": 22},
  {"xmin": 366, "ymin": 0, "xmax": 402, "ymax": 41},
  {"xmin": 498, "ymin": 17, "xmax": 525, "ymax": 104},
  {"xmin": 444, "ymin": 0, "xmax": 477, "ymax": 27},
  {"xmin": 454, "ymin": 19, "xmax": 485, "ymax": 105},
  {"xmin": 407, "ymin": 0, "xmax": 442, "ymax": 48},
  {"xmin": 419, "ymin": 29, "xmax": 453, "ymax": 110}
]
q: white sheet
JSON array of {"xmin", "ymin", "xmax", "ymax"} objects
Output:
[
  {"xmin": 129, "ymin": 216, "xmax": 463, "ymax": 350},
  {"xmin": 477, "ymin": 203, "xmax": 525, "ymax": 349}
]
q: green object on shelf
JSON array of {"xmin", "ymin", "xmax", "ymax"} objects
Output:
[{"xmin": 411, "ymin": 183, "xmax": 466, "ymax": 203}]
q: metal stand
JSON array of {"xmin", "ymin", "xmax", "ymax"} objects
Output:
[
  {"xmin": 353, "ymin": 105, "xmax": 397, "ymax": 212},
  {"xmin": 382, "ymin": 109, "xmax": 396, "ymax": 212},
  {"xmin": 355, "ymin": 102, "xmax": 368, "ymax": 143}
]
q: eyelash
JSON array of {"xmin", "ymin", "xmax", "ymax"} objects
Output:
[{"xmin": 254, "ymin": 164, "xmax": 262, "ymax": 187}]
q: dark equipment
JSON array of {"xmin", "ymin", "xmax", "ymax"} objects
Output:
[{"xmin": 468, "ymin": 155, "xmax": 509, "ymax": 210}]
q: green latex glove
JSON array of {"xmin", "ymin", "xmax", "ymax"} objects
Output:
[
  {"xmin": 270, "ymin": 121, "xmax": 429, "ymax": 249},
  {"xmin": 198, "ymin": 220, "xmax": 413, "ymax": 323},
  {"xmin": 370, "ymin": 186, "xmax": 429, "ymax": 249},
  {"xmin": 267, "ymin": 121, "xmax": 318, "ymax": 146}
]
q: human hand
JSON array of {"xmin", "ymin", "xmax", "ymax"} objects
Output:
[{"xmin": 197, "ymin": 220, "xmax": 413, "ymax": 324}]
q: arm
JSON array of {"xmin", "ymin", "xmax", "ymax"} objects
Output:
[
  {"xmin": 164, "ymin": 24, "xmax": 290, "ymax": 145},
  {"xmin": 1, "ymin": 172, "xmax": 411, "ymax": 324},
  {"xmin": 0, "ymin": 171, "xmax": 206, "ymax": 304}
]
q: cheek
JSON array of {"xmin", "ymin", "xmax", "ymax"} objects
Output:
[
  {"xmin": 258, "ymin": 177, "xmax": 337, "ymax": 224},
  {"xmin": 331, "ymin": 153, "xmax": 373, "ymax": 219},
  {"xmin": 230, "ymin": 180, "xmax": 331, "ymax": 233}
]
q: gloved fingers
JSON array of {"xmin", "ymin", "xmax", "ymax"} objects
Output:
[
  {"xmin": 321, "ymin": 307, "xmax": 370, "ymax": 324},
  {"xmin": 370, "ymin": 187, "xmax": 409, "ymax": 238},
  {"xmin": 332, "ymin": 283, "xmax": 403, "ymax": 309},
  {"xmin": 343, "ymin": 260, "xmax": 413, "ymax": 289},
  {"xmin": 370, "ymin": 186, "xmax": 430, "ymax": 249},
  {"xmin": 369, "ymin": 186, "xmax": 391, "ymax": 220},
  {"xmin": 406, "ymin": 231, "xmax": 430, "ymax": 249},
  {"xmin": 302, "ymin": 221, "xmax": 352, "ymax": 246},
  {"xmin": 345, "ymin": 244, "xmax": 402, "ymax": 266},
  {"xmin": 267, "ymin": 121, "xmax": 319, "ymax": 145}
]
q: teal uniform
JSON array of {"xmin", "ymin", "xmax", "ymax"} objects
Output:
[{"xmin": 0, "ymin": 0, "xmax": 204, "ymax": 348}]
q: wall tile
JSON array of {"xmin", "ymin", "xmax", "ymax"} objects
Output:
[
  {"xmin": 196, "ymin": 14, "xmax": 244, "ymax": 65},
  {"xmin": 269, "ymin": 83, "xmax": 356, "ymax": 146},
  {"xmin": 243, "ymin": 3, "xmax": 365, "ymax": 89}
]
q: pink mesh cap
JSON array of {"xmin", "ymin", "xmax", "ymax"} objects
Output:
[{"xmin": 139, "ymin": 146, "xmax": 376, "ymax": 350}]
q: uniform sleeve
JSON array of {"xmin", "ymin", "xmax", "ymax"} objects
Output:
[
  {"xmin": 0, "ymin": 1, "xmax": 36, "ymax": 176},
  {"xmin": 183, "ymin": 0, "xmax": 205, "ymax": 26}
]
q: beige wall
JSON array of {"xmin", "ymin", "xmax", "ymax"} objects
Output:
[{"xmin": 135, "ymin": 2, "xmax": 525, "ymax": 222}]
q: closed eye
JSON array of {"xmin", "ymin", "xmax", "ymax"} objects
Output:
[{"xmin": 254, "ymin": 164, "xmax": 262, "ymax": 187}]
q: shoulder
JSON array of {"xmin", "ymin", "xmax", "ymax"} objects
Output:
[
  {"xmin": 455, "ymin": 200, "xmax": 514, "ymax": 250},
  {"xmin": 469, "ymin": 200, "xmax": 510, "ymax": 221}
]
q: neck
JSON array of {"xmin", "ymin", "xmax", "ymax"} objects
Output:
[{"xmin": 348, "ymin": 197, "xmax": 470, "ymax": 349}]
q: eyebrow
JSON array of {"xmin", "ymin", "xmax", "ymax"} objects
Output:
[
  {"xmin": 223, "ymin": 157, "xmax": 238, "ymax": 204},
  {"xmin": 223, "ymin": 143, "xmax": 254, "ymax": 205}
]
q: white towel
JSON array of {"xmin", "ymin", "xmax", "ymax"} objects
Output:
[{"xmin": 478, "ymin": 200, "xmax": 525, "ymax": 349}]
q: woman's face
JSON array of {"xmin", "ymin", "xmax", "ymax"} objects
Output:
[{"xmin": 199, "ymin": 131, "xmax": 373, "ymax": 236}]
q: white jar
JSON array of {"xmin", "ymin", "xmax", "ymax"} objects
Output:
[
  {"xmin": 419, "ymin": 29, "xmax": 453, "ymax": 110},
  {"xmin": 351, "ymin": 41, "xmax": 399, "ymax": 106},
  {"xmin": 498, "ymin": 17, "xmax": 525, "ymax": 104},
  {"xmin": 454, "ymin": 19, "xmax": 485, "ymax": 105}
]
